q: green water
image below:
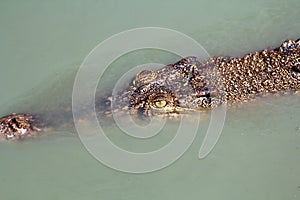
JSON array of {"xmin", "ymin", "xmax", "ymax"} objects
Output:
[{"xmin": 1, "ymin": 0, "xmax": 300, "ymax": 199}]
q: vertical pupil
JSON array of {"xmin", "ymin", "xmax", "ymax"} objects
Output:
[{"xmin": 155, "ymin": 100, "xmax": 166, "ymax": 107}]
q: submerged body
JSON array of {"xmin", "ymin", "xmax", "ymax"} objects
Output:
[{"xmin": 1, "ymin": 38, "xmax": 300, "ymax": 140}]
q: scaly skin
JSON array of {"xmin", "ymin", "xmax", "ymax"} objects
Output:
[
  {"xmin": 1, "ymin": 38, "xmax": 300, "ymax": 140},
  {"xmin": 0, "ymin": 113, "xmax": 42, "ymax": 140},
  {"xmin": 111, "ymin": 38, "xmax": 300, "ymax": 116}
]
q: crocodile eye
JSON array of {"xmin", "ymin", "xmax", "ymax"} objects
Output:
[{"xmin": 154, "ymin": 100, "xmax": 167, "ymax": 108}]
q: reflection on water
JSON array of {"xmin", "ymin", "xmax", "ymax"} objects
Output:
[{"xmin": 0, "ymin": 0, "xmax": 300, "ymax": 199}]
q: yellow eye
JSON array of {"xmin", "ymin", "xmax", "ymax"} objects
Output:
[{"xmin": 155, "ymin": 100, "xmax": 167, "ymax": 108}]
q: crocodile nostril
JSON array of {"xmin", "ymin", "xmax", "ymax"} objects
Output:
[{"xmin": 11, "ymin": 118, "xmax": 21, "ymax": 128}]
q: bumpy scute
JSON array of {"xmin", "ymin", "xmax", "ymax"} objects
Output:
[{"xmin": 1, "ymin": 38, "xmax": 300, "ymax": 140}]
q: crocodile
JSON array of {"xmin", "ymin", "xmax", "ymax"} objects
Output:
[{"xmin": 1, "ymin": 38, "xmax": 300, "ymax": 140}]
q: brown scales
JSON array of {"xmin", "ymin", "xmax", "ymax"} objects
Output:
[{"xmin": 1, "ymin": 38, "xmax": 299, "ymax": 140}]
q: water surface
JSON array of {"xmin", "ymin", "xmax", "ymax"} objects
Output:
[{"xmin": 0, "ymin": 0, "xmax": 300, "ymax": 199}]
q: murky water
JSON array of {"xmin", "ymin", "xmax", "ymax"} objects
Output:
[{"xmin": 0, "ymin": 0, "xmax": 300, "ymax": 199}]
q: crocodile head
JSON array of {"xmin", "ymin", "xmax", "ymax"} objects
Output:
[
  {"xmin": 0, "ymin": 113, "xmax": 43, "ymax": 140},
  {"xmin": 110, "ymin": 56, "xmax": 225, "ymax": 117}
]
